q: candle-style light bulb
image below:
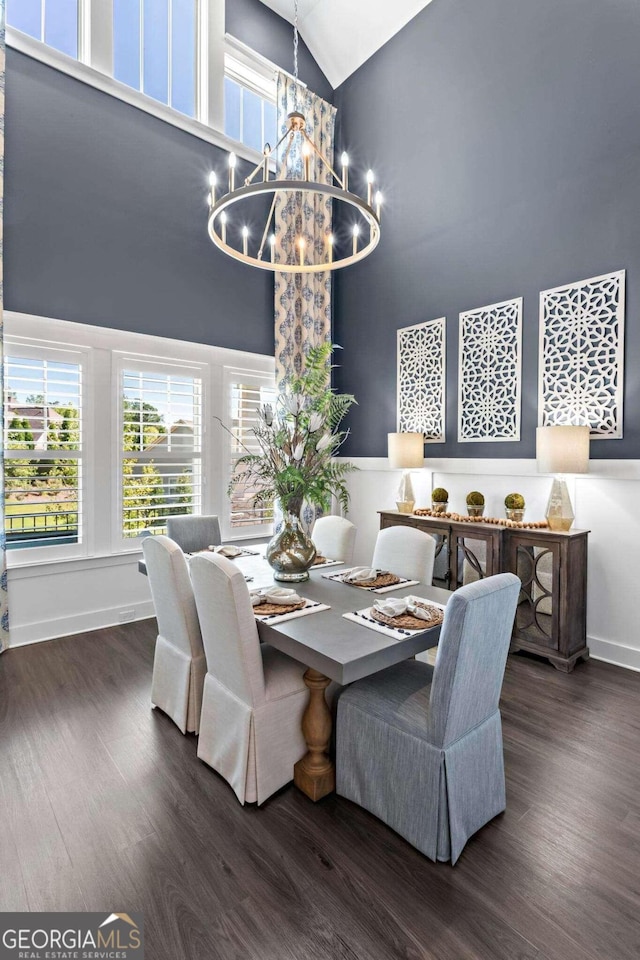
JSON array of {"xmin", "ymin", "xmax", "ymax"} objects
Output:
[
  {"xmin": 341, "ymin": 151, "xmax": 349, "ymax": 190},
  {"xmin": 299, "ymin": 237, "xmax": 305, "ymax": 268},
  {"xmin": 208, "ymin": 171, "xmax": 217, "ymax": 207},
  {"xmin": 242, "ymin": 225, "xmax": 249, "ymax": 256},
  {"xmin": 269, "ymin": 233, "xmax": 276, "ymax": 263},
  {"xmin": 327, "ymin": 233, "xmax": 334, "ymax": 264},
  {"xmin": 352, "ymin": 224, "xmax": 359, "ymax": 256},
  {"xmin": 366, "ymin": 169, "xmax": 375, "ymax": 206},
  {"xmin": 220, "ymin": 211, "xmax": 227, "ymax": 243},
  {"xmin": 375, "ymin": 190, "xmax": 383, "ymax": 219},
  {"xmin": 302, "ymin": 140, "xmax": 312, "ymax": 181},
  {"xmin": 263, "ymin": 143, "xmax": 271, "ymax": 182},
  {"xmin": 228, "ymin": 152, "xmax": 237, "ymax": 192}
]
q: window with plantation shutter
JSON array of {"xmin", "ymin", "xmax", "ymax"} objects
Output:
[
  {"xmin": 119, "ymin": 361, "xmax": 203, "ymax": 539},
  {"xmin": 226, "ymin": 373, "xmax": 276, "ymax": 535},
  {"xmin": 4, "ymin": 347, "xmax": 84, "ymax": 553}
]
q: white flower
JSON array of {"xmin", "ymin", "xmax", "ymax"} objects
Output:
[
  {"xmin": 292, "ymin": 442, "xmax": 305, "ymax": 461},
  {"xmin": 316, "ymin": 433, "xmax": 332, "ymax": 452},
  {"xmin": 259, "ymin": 403, "xmax": 274, "ymax": 426},
  {"xmin": 308, "ymin": 411, "xmax": 324, "ymax": 432},
  {"xmin": 283, "ymin": 394, "xmax": 304, "ymax": 416}
]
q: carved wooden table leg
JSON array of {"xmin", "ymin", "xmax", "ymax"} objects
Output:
[{"xmin": 294, "ymin": 668, "xmax": 335, "ymax": 801}]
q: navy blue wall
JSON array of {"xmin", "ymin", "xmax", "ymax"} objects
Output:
[
  {"xmin": 5, "ymin": 0, "xmax": 331, "ymax": 353},
  {"xmin": 334, "ymin": 0, "xmax": 640, "ymax": 458}
]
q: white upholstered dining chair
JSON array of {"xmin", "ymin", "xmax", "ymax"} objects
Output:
[
  {"xmin": 143, "ymin": 535, "xmax": 207, "ymax": 734},
  {"xmin": 312, "ymin": 516, "xmax": 357, "ymax": 564},
  {"xmin": 372, "ymin": 525, "xmax": 437, "ymax": 584},
  {"xmin": 166, "ymin": 514, "xmax": 221, "ymax": 553},
  {"xmin": 190, "ymin": 553, "xmax": 309, "ymax": 805}
]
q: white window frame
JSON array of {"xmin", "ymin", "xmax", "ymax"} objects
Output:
[
  {"xmin": 4, "ymin": 312, "xmax": 275, "ymax": 572},
  {"xmin": 5, "ymin": 3, "xmax": 287, "ymax": 167},
  {"xmin": 112, "ymin": 353, "xmax": 208, "ymax": 551},
  {"xmin": 221, "ymin": 365, "xmax": 277, "ymax": 542},
  {"xmin": 3, "ymin": 336, "xmax": 92, "ymax": 564}
]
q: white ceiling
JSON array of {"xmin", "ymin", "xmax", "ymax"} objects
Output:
[{"xmin": 258, "ymin": 0, "xmax": 435, "ymax": 89}]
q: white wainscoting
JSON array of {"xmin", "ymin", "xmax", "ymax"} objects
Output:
[
  {"xmin": 7, "ymin": 553, "xmax": 153, "ymax": 647},
  {"xmin": 8, "ymin": 456, "xmax": 639, "ymax": 672},
  {"xmin": 342, "ymin": 458, "xmax": 640, "ymax": 673}
]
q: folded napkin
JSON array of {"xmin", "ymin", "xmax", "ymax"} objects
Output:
[
  {"xmin": 213, "ymin": 544, "xmax": 243, "ymax": 558},
  {"xmin": 250, "ymin": 587, "xmax": 302, "ymax": 607},
  {"xmin": 373, "ymin": 598, "xmax": 433, "ymax": 621},
  {"xmin": 343, "ymin": 566, "xmax": 379, "ymax": 583}
]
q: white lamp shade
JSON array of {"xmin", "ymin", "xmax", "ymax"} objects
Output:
[
  {"xmin": 388, "ymin": 432, "xmax": 424, "ymax": 469},
  {"xmin": 536, "ymin": 425, "xmax": 590, "ymax": 475}
]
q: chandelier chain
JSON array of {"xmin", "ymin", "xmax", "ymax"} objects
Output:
[{"xmin": 293, "ymin": 0, "xmax": 299, "ymax": 81}]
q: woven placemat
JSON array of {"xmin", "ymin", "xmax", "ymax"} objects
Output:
[
  {"xmin": 253, "ymin": 599, "xmax": 307, "ymax": 615},
  {"xmin": 348, "ymin": 572, "xmax": 401, "ymax": 589},
  {"xmin": 371, "ymin": 601, "xmax": 444, "ymax": 630}
]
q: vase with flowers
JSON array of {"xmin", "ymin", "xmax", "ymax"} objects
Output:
[{"xmin": 229, "ymin": 343, "xmax": 357, "ymax": 581}]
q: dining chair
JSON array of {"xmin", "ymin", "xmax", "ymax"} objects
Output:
[
  {"xmin": 336, "ymin": 572, "xmax": 520, "ymax": 864},
  {"xmin": 312, "ymin": 516, "xmax": 357, "ymax": 564},
  {"xmin": 142, "ymin": 535, "xmax": 207, "ymax": 735},
  {"xmin": 166, "ymin": 514, "xmax": 221, "ymax": 553},
  {"xmin": 190, "ymin": 552, "xmax": 308, "ymax": 805},
  {"xmin": 372, "ymin": 525, "xmax": 436, "ymax": 583}
]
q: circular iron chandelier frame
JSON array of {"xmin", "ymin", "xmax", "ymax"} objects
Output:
[{"xmin": 207, "ymin": 180, "xmax": 381, "ymax": 274}]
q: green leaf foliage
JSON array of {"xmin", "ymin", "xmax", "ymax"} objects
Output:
[{"xmin": 228, "ymin": 343, "xmax": 357, "ymax": 515}]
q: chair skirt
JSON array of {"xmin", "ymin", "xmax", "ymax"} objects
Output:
[
  {"xmin": 337, "ymin": 672, "xmax": 506, "ymax": 864},
  {"xmin": 151, "ymin": 635, "xmax": 206, "ymax": 735}
]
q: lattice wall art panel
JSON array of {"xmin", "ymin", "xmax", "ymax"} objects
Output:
[
  {"xmin": 397, "ymin": 318, "xmax": 446, "ymax": 442},
  {"xmin": 539, "ymin": 270, "xmax": 625, "ymax": 438},
  {"xmin": 458, "ymin": 298, "xmax": 522, "ymax": 442}
]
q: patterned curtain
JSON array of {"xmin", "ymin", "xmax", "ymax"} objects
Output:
[
  {"xmin": 274, "ymin": 74, "xmax": 336, "ymax": 391},
  {"xmin": 0, "ymin": 0, "xmax": 8, "ymax": 652}
]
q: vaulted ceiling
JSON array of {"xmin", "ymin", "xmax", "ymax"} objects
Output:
[{"xmin": 258, "ymin": 0, "xmax": 435, "ymax": 88}]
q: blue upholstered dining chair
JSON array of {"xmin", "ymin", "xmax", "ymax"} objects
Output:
[
  {"xmin": 166, "ymin": 514, "xmax": 221, "ymax": 553},
  {"xmin": 336, "ymin": 572, "xmax": 521, "ymax": 865}
]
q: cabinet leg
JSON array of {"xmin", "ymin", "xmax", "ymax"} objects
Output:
[{"xmin": 550, "ymin": 658, "xmax": 574, "ymax": 673}]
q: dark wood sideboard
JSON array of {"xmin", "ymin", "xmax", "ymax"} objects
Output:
[{"xmin": 379, "ymin": 510, "xmax": 589, "ymax": 672}]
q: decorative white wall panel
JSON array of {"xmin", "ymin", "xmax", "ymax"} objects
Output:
[
  {"xmin": 397, "ymin": 318, "xmax": 446, "ymax": 442},
  {"xmin": 458, "ymin": 298, "xmax": 522, "ymax": 442},
  {"xmin": 539, "ymin": 270, "xmax": 625, "ymax": 438}
]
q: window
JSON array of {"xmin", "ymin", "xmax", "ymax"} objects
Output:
[
  {"xmin": 224, "ymin": 77, "xmax": 277, "ymax": 153},
  {"xmin": 224, "ymin": 53, "xmax": 277, "ymax": 153},
  {"xmin": 8, "ymin": 0, "xmax": 79, "ymax": 59},
  {"xmin": 226, "ymin": 372, "xmax": 277, "ymax": 536},
  {"xmin": 113, "ymin": 0, "xmax": 197, "ymax": 117},
  {"xmin": 5, "ymin": 311, "xmax": 276, "ymax": 568},
  {"xmin": 7, "ymin": 3, "xmax": 286, "ymax": 161},
  {"xmin": 4, "ymin": 348, "xmax": 83, "ymax": 551},
  {"xmin": 119, "ymin": 362, "xmax": 203, "ymax": 539}
]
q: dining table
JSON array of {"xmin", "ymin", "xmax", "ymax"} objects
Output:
[{"xmin": 139, "ymin": 548, "xmax": 451, "ymax": 802}]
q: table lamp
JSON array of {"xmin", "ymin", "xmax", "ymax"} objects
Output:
[
  {"xmin": 536, "ymin": 425, "xmax": 589, "ymax": 531},
  {"xmin": 388, "ymin": 432, "xmax": 424, "ymax": 514}
]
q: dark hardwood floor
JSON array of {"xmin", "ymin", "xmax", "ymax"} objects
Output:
[{"xmin": 1, "ymin": 622, "xmax": 639, "ymax": 960}]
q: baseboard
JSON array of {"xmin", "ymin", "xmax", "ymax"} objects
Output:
[
  {"xmin": 588, "ymin": 636, "xmax": 640, "ymax": 673},
  {"xmin": 8, "ymin": 600, "xmax": 156, "ymax": 648}
]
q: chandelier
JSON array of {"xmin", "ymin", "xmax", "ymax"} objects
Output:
[{"xmin": 206, "ymin": 2, "xmax": 382, "ymax": 274}]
